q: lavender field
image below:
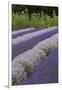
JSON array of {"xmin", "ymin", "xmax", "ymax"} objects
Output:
[{"xmin": 12, "ymin": 26, "xmax": 58, "ymax": 85}]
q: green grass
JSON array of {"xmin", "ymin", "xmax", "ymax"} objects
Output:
[{"xmin": 12, "ymin": 11, "xmax": 58, "ymax": 30}]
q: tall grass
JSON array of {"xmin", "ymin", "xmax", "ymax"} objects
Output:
[{"xmin": 12, "ymin": 11, "xmax": 58, "ymax": 30}]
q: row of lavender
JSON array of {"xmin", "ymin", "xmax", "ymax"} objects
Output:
[
  {"xmin": 12, "ymin": 27, "xmax": 58, "ymax": 85},
  {"xmin": 21, "ymin": 48, "xmax": 58, "ymax": 84},
  {"xmin": 12, "ymin": 27, "xmax": 58, "ymax": 59}
]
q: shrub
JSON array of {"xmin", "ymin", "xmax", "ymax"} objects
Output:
[
  {"xmin": 12, "ymin": 33, "xmax": 58, "ymax": 84},
  {"xmin": 24, "ymin": 64, "xmax": 33, "ymax": 77},
  {"xmin": 12, "ymin": 11, "xmax": 58, "ymax": 30}
]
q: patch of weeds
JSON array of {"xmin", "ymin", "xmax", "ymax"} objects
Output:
[
  {"xmin": 12, "ymin": 78, "xmax": 18, "ymax": 85},
  {"xmin": 24, "ymin": 64, "xmax": 33, "ymax": 77}
]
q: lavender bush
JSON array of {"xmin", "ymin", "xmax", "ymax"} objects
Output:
[
  {"xmin": 12, "ymin": 33, "xmax": 58, "ymax": 85},
  {"xmin": 12, "ymin": 26, "xmax": 57, "ymax": 45},
  {"xmin": 12, "ymin": 28, "xmax": 35, "ymax": 35}
]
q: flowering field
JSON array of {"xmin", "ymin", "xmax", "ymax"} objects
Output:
[{"xmin": 12, "ymin": 26, "xmax": 58, "ymax": 85}]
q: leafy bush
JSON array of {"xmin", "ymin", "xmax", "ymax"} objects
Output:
[
  {"xmin": 12, "ymin": 11, "xmax": 58, "ymax": 30},
  {"xmin": 24, "ymin": 64, "xmax": 33, "ymax": 77},
  {"xmin": 12, "ymin": 77, "xmax": 18, "ymax": 85}
]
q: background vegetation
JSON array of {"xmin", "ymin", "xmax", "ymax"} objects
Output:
[{"xmin": 12, "ymin": 4, "xmax": 58, "ymax": 30}]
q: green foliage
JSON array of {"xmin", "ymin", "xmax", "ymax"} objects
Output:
[
  {"xmin": 24, "ymin": 64, "xmax": 33, "ymax": 77},
  {"xmin": 12, "ymin": 77, "xmax": 18, "ymax": 85},
  {"xmin": 12, "ymin": 11, "xmax": 58, "ymax": 30}
]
